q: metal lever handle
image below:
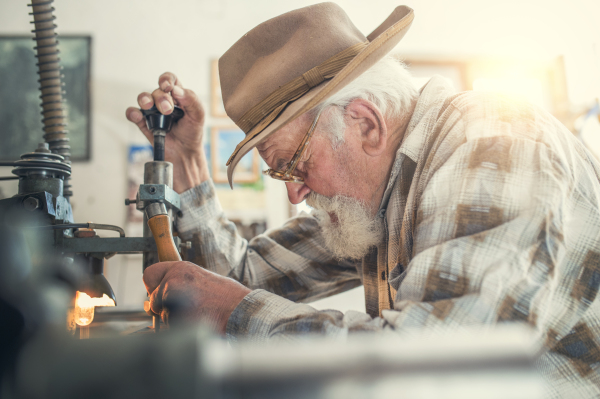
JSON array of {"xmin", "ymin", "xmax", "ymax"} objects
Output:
[
  {"xmin": 146, "ymin": 203, "xmax": 181, "ymax": 263},
  {"xmin": 144, "ymin": 203, "xmax": 182, "ymax": 331}
]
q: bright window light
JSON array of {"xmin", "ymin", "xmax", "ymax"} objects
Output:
[{"xmin": 473, "ymin": 77, "xmax": 545, "ymax": 108}]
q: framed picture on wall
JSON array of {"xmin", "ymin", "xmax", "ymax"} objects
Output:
[
  {"xmin": 401, "ymin": 54, "xmax": 570, "ymax": 129},
  {"xmin": 0, "ymin": 35, "xmax": 91, "ymax": 161},
  {"xmin": 211, "ymin": 59, "xmax": 228, "ymax": 118},
  {"xmin": 401, "ymin": 56, "xmax": 468, "ymax": 92},
  {"xmin": 211, "ymin": 126, "xmax": 260, "ymax": 183}
]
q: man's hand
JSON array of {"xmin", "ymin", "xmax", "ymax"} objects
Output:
[
  {"xmin": 143, "ymin": 261, "xmax": 251, "ymax": 334},
  {"xmin": 126, "ymin": 72, "xmax": 211, "ymax": 193}
]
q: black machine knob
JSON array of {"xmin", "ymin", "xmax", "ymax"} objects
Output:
[
  {"xmin": 141, "ymin": 105, "xmax": 184, "ymax": 162},
  {"xmin": 141, "ymin": 105, "xmax": 184, "ymax": 133}
]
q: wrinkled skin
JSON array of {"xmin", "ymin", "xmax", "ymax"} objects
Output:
[
  {"xmin": 127, "ymin": 73, "xmax": 250, "ymax": 334},
  {"xmin": 142, "ymin": 261, "xmax": 250, "ymax": 333}
]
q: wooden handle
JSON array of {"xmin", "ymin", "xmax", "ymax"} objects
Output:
[{"xmin": 147, "ymin": 214, "xmax": 182, "ymax": 262}]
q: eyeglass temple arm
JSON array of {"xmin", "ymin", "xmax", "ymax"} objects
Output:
[{"xmin": 284, "ymin": 112, "xmax": 322, "ymax": 178}]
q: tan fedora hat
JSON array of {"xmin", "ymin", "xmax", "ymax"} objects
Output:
[{"xmin": 220, "ymin": 2, "xmax": 414, "ymax": 187}]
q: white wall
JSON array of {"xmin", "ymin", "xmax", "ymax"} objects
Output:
[{"xmin": 1, "ymin": 0, "xmax": 598, "ymax": 310}]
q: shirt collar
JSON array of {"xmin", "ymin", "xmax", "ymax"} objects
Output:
[{"xmin": 378, "ymin": 75, "xmax": 456, "ymax": 211}]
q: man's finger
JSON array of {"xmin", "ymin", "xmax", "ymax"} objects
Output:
[
  {"xmin": 158, "ymin": 72, "xmax": 182, "ymax": 93},
  {"xmin": 156, "ymin": 72, "xmax": 204, "ymax": 122},
  {"xmin": 142, "ymin": 261, "xmax": 179, "ymax": 295},
  {"xmin": 151, "ymin": 88, "xmax": 174, "ymax": 115},
  {"xmin": 137, "ymin": 92, "xmax": 154, "ymax": 110},
  {"xmin": 125, "ymin": 107, "xmax": 153, "ymax": 144},
  {"xmin": 143, "ymin": 300, "xmax": 155, "ymax": 317},
  {"xmin": 170, "ymin": 87, "xmax": 205, "ymax": 122},
  {"xmin": 149, "ymin": 287, "xmax": 163, "ymax": 317}
]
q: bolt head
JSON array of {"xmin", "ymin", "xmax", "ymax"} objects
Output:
[
  {"xmin": 35, "ymin": 142, "xmax": 51, "ymax": 153},
  {"xmin": 23, "ymin": 197, "xmax": 40, "ymax": 211},
  {"xmin": 148, "ymin": 186, "xmax": 157, "ymax": 194}
]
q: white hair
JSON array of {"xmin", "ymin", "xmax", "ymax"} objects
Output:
[
  {"xmin": 307, "ymin": 191, "xmax": 384, "ymax": 260},
  {"xmin": 313, "ymin": 54, "xmax": 418, "ymax": 148}
]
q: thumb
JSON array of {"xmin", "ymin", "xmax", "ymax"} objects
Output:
[
  {"xmin": 142, "ymin": 261, "xmax": 179, "ymax": 295},
  {"xmin": 149, "ymin": 286, "xmax": 163, "ymax": 317},
  {"xmin": 126, "ymin": 107, "xmax": 153, "ymax": 144}
]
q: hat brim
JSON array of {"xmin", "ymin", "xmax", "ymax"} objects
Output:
[{"xmin": 227, "ymin": 5, "xmax": 414, "ymax": 187}]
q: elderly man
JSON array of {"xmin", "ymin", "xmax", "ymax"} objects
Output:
[{"xmin": 125, "ymin": 3, "xmax": 600, "ymax": 397}]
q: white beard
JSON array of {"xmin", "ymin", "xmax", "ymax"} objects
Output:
[{"xmin": 307, "ymin": 192, "xmax": 384, "ymax": 261}]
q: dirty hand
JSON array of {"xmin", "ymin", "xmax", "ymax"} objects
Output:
[
  {"xmin": 143, "ymin": 261, "xmax": 251, "ymax": 334},
  {"xmin": 126, "ymin": 72, "xmax": 210, "ymax": 193}
]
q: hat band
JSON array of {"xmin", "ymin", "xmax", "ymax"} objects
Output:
[{"xmin": 226, "ymin": 41, "xmax": 368, "ymax": 166}]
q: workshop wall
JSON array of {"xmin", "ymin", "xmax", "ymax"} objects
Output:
[{"xmin": 0, "ymin": 0, "xmax": 598, "ymax": 310}]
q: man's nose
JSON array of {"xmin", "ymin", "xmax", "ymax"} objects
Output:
[{"xmin": 285, "ymin": 182, "xmax": 311, "ymax": 205}]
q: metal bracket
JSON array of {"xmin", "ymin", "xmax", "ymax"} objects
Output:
[{"xmin": 137, "ymin": 184, "xmax": 181, "ymax": 212}]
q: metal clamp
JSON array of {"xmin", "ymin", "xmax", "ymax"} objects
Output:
[{"xmin": 137, "ymin": 184, "xmax": 181, "ymax": 212}]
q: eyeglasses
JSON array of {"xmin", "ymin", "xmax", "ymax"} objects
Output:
[{"xmin": 262, "ymin": 110, "xmax": 322, "ymax": 183}]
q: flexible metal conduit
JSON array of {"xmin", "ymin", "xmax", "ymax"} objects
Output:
[{"xmin": 28, "ymin": 0, "xmax": 72, "ymax": 198}]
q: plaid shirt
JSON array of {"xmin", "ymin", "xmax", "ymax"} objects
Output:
[{"xmin": 177, "ymin": 76, "xmax": 600, "ymax": 398}]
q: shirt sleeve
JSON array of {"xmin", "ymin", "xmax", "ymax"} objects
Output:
[
  {"xmin": 224, "ymin": 126, "xmax": 600, "ymax": 348},
  {"xmin": 176, "ymin": 180, "xmax": 361, "ymax": 304}
]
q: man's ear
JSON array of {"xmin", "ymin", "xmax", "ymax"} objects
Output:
[{"xmin": 345, "ymin": 99, "xmax": 387, "ymax": 157}]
